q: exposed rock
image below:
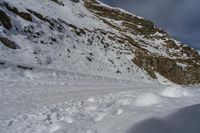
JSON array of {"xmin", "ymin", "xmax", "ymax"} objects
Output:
[
  {"xmin": 70, "ymin": 0, "xmax": 80, "ymax": 3},
  {"xmin": 4, "ymin": 2, "xmax": 32, "ymax": 22},
  {"xmin": 0, "ymin": 61, "xmax": 5, "ymax": 65},
  {"xmin": 133, "ymin": 51, "xmax": 200, "ymax": 85},
  {"xmin": 17, "ymin": 65, "xmax": 33, "ymax": 70},
  {"xmin": 0, "ymin": 10, "xmax": 12, "ymax": 30},
  {"xmin": 27, "ymin": 9, "xmax": 54, "ymax": 27},
  {"xmin": 0, "ymin": 37, "xmax": 17, "ymax": 49},
  {"xmin": 50, "ymin": 0, "xmax": 64, "ymax": 6}
]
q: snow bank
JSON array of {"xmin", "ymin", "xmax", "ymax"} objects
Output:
[
  {"xmin": 160, "ymin": 85, "xmax": 193, "ymax": 98},
  {"xmin": 1, "ymin": 82, "xmax": 199, "ymax": 133},
  {"xmin": 134, "ymin": 93, "xmax": 161, "ymax": 107}
]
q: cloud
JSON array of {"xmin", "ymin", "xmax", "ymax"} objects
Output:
[{"xmin": 100, "ymin": 0, "xmax": 200, "ymax": 50}]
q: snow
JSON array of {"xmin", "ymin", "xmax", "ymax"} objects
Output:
[
  {"xmin": 0, "ymin": 75, "xmax": 200, "ymax": 133},
  {"xmin": 160, "ymin": 85, "xmax": 193, "ymax": 98},
  {"xmin": 0, "ymin": 26, "xmax": 3, "ymax": 33},
  {"xmin": 0, "ymin": 0, "xmax": 151, "ymax": 81},
  {"xmin": 128, "ymin": 104, "xmax": 200, "ymax": 133},
  {"xmin": 116, "ymin": 108, "xmax": 123, "ymax": 115},
  {"xmin": 176, "ymin": 62, "xmax": 188, "ymax": 69},
  {"xmin": 0, "ymin": 0, "xmax": 200, "ymax": 133},
  {"xmin": 0, "ymin": 0, "xmax": 195, "ymax": 83},
  {"xmin": 134, "ymin": 92, "xmax": 161, "ymax": 106}
]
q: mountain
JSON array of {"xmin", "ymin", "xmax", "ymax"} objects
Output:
[
  {"xmin": 1, "ymin": 1, "xmax": 200, "ymax": 133},
  {"xmin": 0, "ymin": 0, "xmax": 199, "ymax": 85}
]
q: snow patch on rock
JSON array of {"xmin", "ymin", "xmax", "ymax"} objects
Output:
[{"xmin": 155, "ymin": 72, "xmax": 175, "ymax": 85}]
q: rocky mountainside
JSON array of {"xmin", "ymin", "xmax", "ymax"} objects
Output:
[{"xmin": 0, "ymin": 0, "xmax": 199, "ymax": 84}]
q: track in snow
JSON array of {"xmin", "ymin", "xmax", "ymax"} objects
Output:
[{"xmin": 0, "ymin": 73, "xmax": 200, "ymax": 133}]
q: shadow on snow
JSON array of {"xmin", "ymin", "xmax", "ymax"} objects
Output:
[{"xmin": 127, "ymin": 104, "xmax": 200, "ymax": 133}]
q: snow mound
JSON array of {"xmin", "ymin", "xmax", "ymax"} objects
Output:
[
  {"xmin": 88, "ymin": 96, "xmax": 96, "ymax": 102},
  {"xmin": 116, "ymin": 108, "xmax": 123, "ymax": 115},
  {"xmin": 134, "ymin": 93, "xmax": 161, "ymax": 107},
  {"xmin": 160, "ymin": 85, "xmax": 193, "ymax": 98}
]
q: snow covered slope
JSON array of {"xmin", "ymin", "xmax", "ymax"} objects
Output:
[{"xmin": 0, "ymin": 0, "xmax": 199, "ymax": 84}]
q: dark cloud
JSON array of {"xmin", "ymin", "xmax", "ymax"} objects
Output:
[{"xmin": 100, "ymin": 0, "xmax": 200, "ymax": 50}]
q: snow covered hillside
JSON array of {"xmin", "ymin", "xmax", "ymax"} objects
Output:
[
  {"xmin": 0, "ymin": 0, "xmax": 200, "ymax": 133},
  {"xmin": 0, "ymin": 0, "xmax": 148, "ymax": 82},
  {"xmin": 0, "ymin": 0, "xmax": 199, "ymax": 84}
]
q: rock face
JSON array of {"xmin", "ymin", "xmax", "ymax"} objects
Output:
[
  {"xmin": 0, "ymin": 0, "xmax": 199, "ymax": 84},
  {"xmin": 0, "ymin": 10, "xmax": 12, "ymax": 30},
  {"xmin": 133, "ymin": 51, "xmax": 200, "ymax": 85},
  {"xmin": 0, "ymin": 37, "xmax": 17, "ymax": 49}
]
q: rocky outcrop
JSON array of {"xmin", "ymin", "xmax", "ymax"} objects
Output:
[
  {"xmin": 0, "ymin": 10, "xmax": 12, "ymax": 30},
  {"xmin": 4, "ymin": 2, "xmax": 32, "ymax": 22},
  {"xmin": 0, "ymin": 37, "xmax": 17, "ymax": 49},
  {"xmin": 133, "ymin": 50, "xmax": 200, "ymax": 85},
  {"xmin": 50, "ymin": 0, "xmax": 65, "ymax": 6}
]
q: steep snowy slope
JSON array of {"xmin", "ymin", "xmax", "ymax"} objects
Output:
[
  {"xmin": 0, "ymin": 0, "xmax": 149, "ymax": 82},
  {"xmin": 0, "ymin": 0, "xmax": 199, "ymax": 84}
]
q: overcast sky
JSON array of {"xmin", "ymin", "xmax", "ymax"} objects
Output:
[{"xmin": 100, "ymin": 0, "xmax": 200, "ymax": 50}]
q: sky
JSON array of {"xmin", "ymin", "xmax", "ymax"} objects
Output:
[{"xmin": 100, "ymin": 0, "xmax": 200, "ymax": 50}]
